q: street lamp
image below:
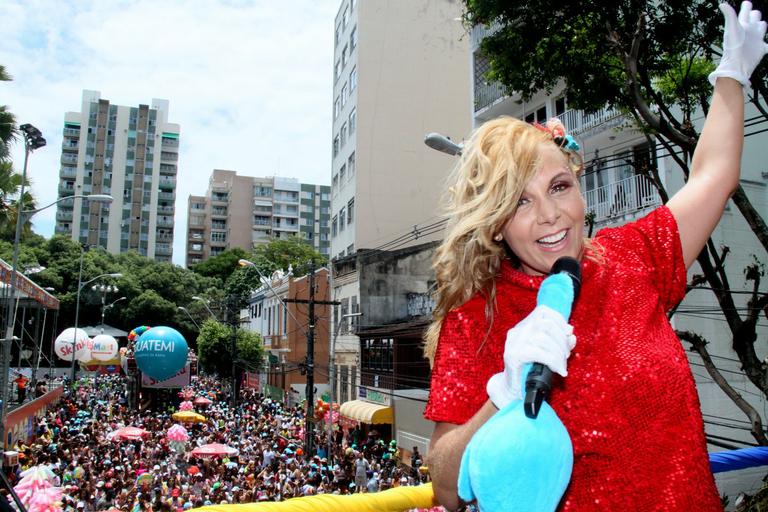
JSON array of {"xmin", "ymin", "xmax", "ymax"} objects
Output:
[
  {"xmin": 327, "ymin": 311, "xmax": 362, "ymax": 464},
  {"xmin": 191, "ymin": 296, "xmax": 217, "ymax": 319},
  {"xmin": 71, "ymin": 270, "xmax": 122, "ymax": 386},
  {"xmin": 97, "ymin": 293, "xmax": 126, "ymax": 333},
  {"xmin": 424, "ymin": 132, "xmax": 463, "ymax": 156},
  {"xmin": 0, "ymin": 123, "xmax": 46, "ymax": 445},
  {"xmin": 178, "ymin": 306, "xmax": 201, "ymax": 330}
]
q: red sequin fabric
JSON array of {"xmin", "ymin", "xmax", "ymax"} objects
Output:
[{"xmin": 425, "ymin": 207, "xmax": 721, "ymax": 510}]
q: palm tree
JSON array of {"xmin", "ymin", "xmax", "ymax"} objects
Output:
[
  {"xmin": 0, "ymin": 160, "xmax": 35, "ymax": 241},
  {"xmin": 0, "ymin": 65, "xmax": 17, "ymax": 159}
]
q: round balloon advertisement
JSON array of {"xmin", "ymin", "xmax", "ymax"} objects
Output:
[
  {"xmin": 91, "ymin": 334, "xmax": 119, "ymax": 361},
  {"xmin": 54, "ymin": 328, "xmax": 90, "ymax": 362},
  {"xmin": 135, "ymin": 326, "xmax": 188, "ymax": 381}
]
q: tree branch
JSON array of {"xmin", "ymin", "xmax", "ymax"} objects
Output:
[{"xmin": 679, "ymin": 330, "xmax": 768, "ymax": 445}]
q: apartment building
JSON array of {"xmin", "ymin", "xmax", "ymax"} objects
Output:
[
  {"xmin": 55, "ymin": 90, "xmax": 178, "ymax": 262},
  {"xmin": 328, "ymin": 0, "xmax": 471, "ymax": 440},
  {"xmin": 186, "ymin": 170, "xmax": 330, "ymax": 267}
]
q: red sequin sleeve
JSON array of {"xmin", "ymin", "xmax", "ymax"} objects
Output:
[
  {"xmin": 424, "ymin": 305, "xmax": 489, "ymax": 425},
  {"xmin": 600, "ymin": 206, "xmax": 687, "ymax": 309}
]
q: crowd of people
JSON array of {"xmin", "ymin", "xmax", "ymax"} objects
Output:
[{"xmin": 3, "ymin": 374, "xmax": 428, "ymax": 511}]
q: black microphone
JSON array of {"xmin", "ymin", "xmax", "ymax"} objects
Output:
[{"xmin": 523, "ymin": 257, "xmax": 581, "ymax": 419}]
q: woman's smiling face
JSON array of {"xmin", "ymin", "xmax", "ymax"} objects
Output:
[{"xmin": 501, "ymin": 143, "xmax": 586, "ymax": 276}]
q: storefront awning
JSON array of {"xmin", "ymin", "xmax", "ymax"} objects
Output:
[{"xmin": 339, "ymin": 400, "xmax": 393, "ymax": 424}]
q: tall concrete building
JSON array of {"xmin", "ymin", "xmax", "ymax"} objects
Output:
[
  {"xmin": 328, "ymin": 0, "xmax": 471, "ymax": 431},
  {"xmin": 55, "ymin": 90, "xmax": 178, "ymax": 262},
  {"xmin": 186, "ymin": 170, "xmax": 331, "ymax": 267}
]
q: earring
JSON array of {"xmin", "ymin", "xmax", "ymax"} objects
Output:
[{"xmin": 494, "ymin": 234, "xmax": 503, "ymax": 242}]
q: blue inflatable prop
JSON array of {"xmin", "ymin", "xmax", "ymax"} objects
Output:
[
  {"xmin": 135, "ymin": 326, "xmax": 189, "ymax": 381},
  {"xmin": 458, "ymin": 272, "xmax": 576, "ymax": 511}
]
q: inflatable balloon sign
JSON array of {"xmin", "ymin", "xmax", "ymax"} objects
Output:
[
  {"xmin": 134, "ymin": 326, "xmax": 188, "ymax": 381},
  {"xmin": 128, "ymin": 325, "xmax": 150, "ymax": 342},
  {"xmin": 54, "ymin": 328, "xmax": 89, "ymax": 362},
  {"xmin": 91, "ymin": 334, "xmax": 118, "ymax": 361}
]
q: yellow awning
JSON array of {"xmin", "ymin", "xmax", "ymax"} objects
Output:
[{"xmin": 339, "ymin": 400, "xmax": 393, "ymax": 424}]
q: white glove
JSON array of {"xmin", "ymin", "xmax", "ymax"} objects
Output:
[
  {"xmin": 486, "ymin": 305, "xmax": 576, "ymax": 411},
  {"xmin": 709, "ymin": 1, "xmax": 768, "ymax": 87}
]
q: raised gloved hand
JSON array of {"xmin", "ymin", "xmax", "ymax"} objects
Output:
[
  {"xmin": 709, "ymin": 1, "xmax": 768, "ymax": 87},
  {"xmin": 486, "ymin": 305, "xmax": 576, "ymax": 411}
]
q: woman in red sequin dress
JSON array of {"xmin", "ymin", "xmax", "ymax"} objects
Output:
[{"xmin": 423, "ymin": 3, "xmax": 767, "ymax": 510}]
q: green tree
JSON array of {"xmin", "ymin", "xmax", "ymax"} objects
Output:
[
  {"xmin": 250, "ymin": 236, "xmax": 327, "ymax": 277},
  {"xmin": 191, "ymin": 247, "xmax": 249, "ymax": 284},
  {"xmin": 0, "ymin": 65, "xmax": 15, "ymax": 159},
  {"xmin": 195, "ymin": 318, "xmax": 264, "ymax": 376},
  {"xmin": 464, "ymin": 0, "xmax": 768, "ymax": 446}
]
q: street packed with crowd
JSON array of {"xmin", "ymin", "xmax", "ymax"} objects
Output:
[{"xmin": 2, "ymin": 375, "xmax": 428, "ymax": 511}]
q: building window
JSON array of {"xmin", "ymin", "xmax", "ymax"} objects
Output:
[
  {"xmin": 341, "ymin": 83, "xmax": 348, "ymax": 107},
  {"xmin": 340, "ymin": 123, "xmax": 347, "ymax": 147},
  {"xmin": 332, "ymin": 173, "xmax": 339, "ymax": 194},
  {"xmin": 347, "ymin": 152, "xmax": 356, "ymax": 179},
  {"xmin": 342, "ymin": 5, "xmax": 349, "ymax": 28},
  {"xmin": 333, "ymin": 97, "xmax": 340, "ymax": 120},
  {"xmin": 349, "ymin": 66, "xmax": 357, "ymax": 92},
  {"xmin": 347, "ymin": 244, "xmax": 354, "ymax": 256},
  {"xmin": 525, "ymin": 104, "xmax": 547, "ymax": 124},
  {"xmin": 339, "ymin": 164, "xmax": 346, "ymax": 183},
  {"xmin": 335, "ymin": 24, "xmax": 341, "ymax": 47},
  {"xmin": 555, "ymin": 96, "xmax": 567, "ymax": 117},
  {"xmin": 350, "ymin": 26, "xmax": 357, "ymax": 51},
  {"xmin": 348, "ymin": 108, "xmax": 356, "ymax": 134},
  {"xmin": 334, "ymin": 60, "xmax": 341, "ymax": 83},
  {"xmin": 341, "ymin": 45, "xmax": 348, "ymax": 68},
  {"xmin": 332, "ymin": 215, "xmax": 338, "ymax": 237},
  {"xmin": 339, "ymin": 207, "xmax": 346, "ymax": 231},
  {"xmin": 347, "ymin": 197, "xmax": 354, "ymax": 224},
  {"xmin": 333, "ymin": 135, "xmax": 340, "ymax": 157}
]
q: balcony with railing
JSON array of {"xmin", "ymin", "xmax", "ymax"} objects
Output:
[
  {"xmin": 156, "ymin": 232, "xmax": 174, "ymax": 242},
  {"xmin": 158, "ymin": 205, "xmax": 175, "ymax": 215},
  {"xmin": 58, "ymin": 183, "xmax": 76, "ymax": 195},
  {"xmin": 155, "ymin": 243, "xmax": 172, "ymax": 255},
  {"xmin": 56, "ymin": 210, "xmax": 73, "ymax": 222},
  {"xmin": 61, "ymin": 153, "xmax": 78, "ymax": 165},
  {"xmin": 156, "ymin": 216, "xmax": 174, "ymax": 228},
  {"xmin": 584, "ymin": 174, "xmax": 662, "ymax": 225},
  {"xmin": 60, "ymin": 167, "xmax": 78, "ymax": 179},
  {"xmin": 63, "ymin": 128, "xmax": 80, "ymax": 138},
  {"xmin": 159, "ymin": 176, "xmax": 176, "ymax": 189},
  {"xmin": 557, "ymin": 107, "xmax": 624, "ymax": 138},
  {"xmin": 158, "ymin": 191, "xmax": 175, "ymax": 201}
]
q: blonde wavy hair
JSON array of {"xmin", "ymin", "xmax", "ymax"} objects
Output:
[{"xmin": 424, "ymin": 116, "xmax": 587, "ymax": 363}]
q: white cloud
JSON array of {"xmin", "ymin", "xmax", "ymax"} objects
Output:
[{"xmin": 0, "ymin": 0, "xmax": 338, "ymax": 264}]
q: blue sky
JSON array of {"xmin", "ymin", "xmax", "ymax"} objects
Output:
[{"xmin": 1, "ymin": 0, "xmax": 339, "ymax": 265}]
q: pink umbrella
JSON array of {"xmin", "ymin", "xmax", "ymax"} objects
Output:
[
  {"xmin": 190, "ymin": 443, "xmax": 239, "ymax": 457},
  {"xmin": 109, "ymin": 426, "xmax": 149, "ymax": 441},
  {"xmin": 193, "ymin": 396, "xmax": 213, "ymax": 406},
  {"xmin": 179, "ymin": 401, "xmax": 194, "ymax": 411},
  {"xmin": 166, "ymin": 424, "xmax": 189, "ymax": 442}
]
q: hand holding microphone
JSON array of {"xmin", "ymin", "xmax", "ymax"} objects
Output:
[{"xmin": 486, "ymin": 257, "xmax": 580, "ymax": 414}]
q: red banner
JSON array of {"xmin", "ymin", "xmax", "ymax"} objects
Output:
[
  {"xmin": 0, "ymin": 259, "xmax": 59, "ymax": 310},
  {"xmin": 5, "ymin": 385, "xmax": 64, "ymax": 448},
  {"xmin": 243, "ymin": 372, "xmax": 260, "ymax": 390}
]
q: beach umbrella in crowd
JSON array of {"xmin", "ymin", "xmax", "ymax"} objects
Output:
[
  {"xmin": 136, "ymin": 473, "xmax": 152, "ymax": 486},
  {"xmin": 107, "ymin": 426, "xmax": 149, "ymax": 442},
  {"xmin": 166, "ymin": 424, "xmax": 189, "ymax": 453},
  {"xmin": 172, "ymin": 411, "xmax": 207, "ymax": 424},
  {"xmin": 190, "ymin": 443, "xmax": 239, "ymax": 458},
  {"xmin": 179, "ymin": 400, "xmax": 194, "ymax": 411},
  {"xmin": 193, "ymin": 396, "xmax": 212, "ymax": 406}
]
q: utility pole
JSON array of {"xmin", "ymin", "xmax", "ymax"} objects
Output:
[
  {"xmin": 285, "ymin": 262, "xmax": 339, "ymax": 457},
  {"xmin": 228, "ymin": 294, "xmax": 238, "ymax": 408}
]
